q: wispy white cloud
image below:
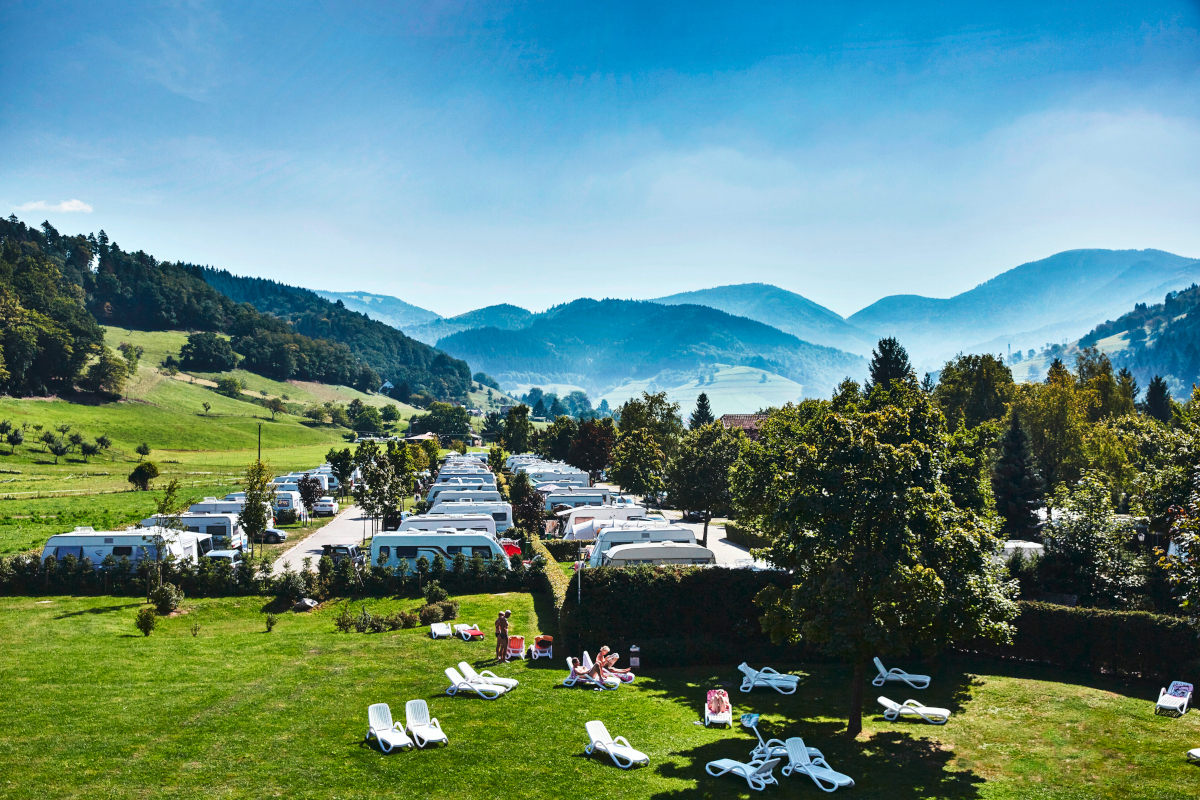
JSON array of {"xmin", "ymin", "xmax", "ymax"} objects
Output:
[{"xmin": 15, "ymin": 199, "xmax": 94, "ymax": 213}]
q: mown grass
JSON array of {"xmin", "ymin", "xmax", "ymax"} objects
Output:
[{"xmin": 1, "ymin": 593, "xmax": 1197, "ymax": 799}]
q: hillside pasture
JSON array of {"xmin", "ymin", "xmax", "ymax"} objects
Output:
[{"xmin": 596, "ymin": 364, "xmax": 807, "ymax": 418}]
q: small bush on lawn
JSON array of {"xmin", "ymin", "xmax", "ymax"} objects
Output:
[
  {"xmin": 150, "ymin": 582, "xmax": 182, "ymax": 615},
  {"xmin": 438, "ymin": 600, "xmax": 460, "ymax": 620},
  {"xmin": 333, "ymin": 603, "xmax": 354, "ymax": 633},
  {"xmin": 354, "ymin": 606, "xmax": 373, "ymax": 633},
  {"xmin": 400, "ymin": 611, "xmax": 419, "ymax": 628},
  {"xmin": 275, "ymin": 508, "xmax": 298, "ymax": 525},
  {"xmin": 276, "ymin": 571, "xmax": 306, "ymax": 602},
  {"xmin": 419, "ymin": 604, "xmax": 443, "ymax": 624},
  {"xmin": 381, "ymin": 612, "xmax": 404, "ymax": 631},
  {"xmin": 135, "ymin": 607, "xmax": 158, "ymax": 636},
  {"xmin": 423, "ymin": 580, "xmax": 448, "ymax": 604},
  {"xmin": 190, "ymin": 622, "xmax": 200, "ymax": 637},
  {"xmin": 266, "ymin": 613, "xmax": 278, "ymax": 632}
]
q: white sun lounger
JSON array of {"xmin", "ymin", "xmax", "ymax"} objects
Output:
[
  {"xmin": 445, "ymin": 666, "xmax": 508, "ymax": 699},
  {"xmin": 705, "ymin": 689, "xmax": 732, "ymax": 727},
  {"xmin": 1156, "ymin": 681, "xmax": 1193, "ymax": 717},
  {"xmin": 878, "ymin": 696, "xmax": 950, "ymax": 724},
  {"xmin": 563, "ymin": 657, "xmax": 618, "ymax": 690},
  {"xmin": 365, "ymin": 703, "xmax": 413, "ymax": 753},
  {"xmin": 453, "ymin": 623, "xmax": 484, "ymax": 641},
  {"xmin": 778, "ymin": 737, "xmax": 854, "ymax": 792},
  {"xmin": 738, "ymin": 662, "xmax": 800, "ymax": 694},
  {"xmin": 585, "ymin": 720, "xmax": 649, "ymax": 769},
  {"xmin": 872, "ymin": 657, "xmax": 930, "ymax": 689},
  {"xmin": 405, "ymin": 699, "xmax": 448, "ymax": 747},
  {"xmin": 459, "ymin": 661, "xmax": 519, "ymax": 689},
  {"xmin": 429, "ymin": 622, "xmax": 452, "ymax": 639},
  {"xmin": 706, "ymin": 757, "xmax": 780, "ymax": 791},
  {"xmin": 1187, "ymin": 747, "xmax": 1200, "ymax": 763}
]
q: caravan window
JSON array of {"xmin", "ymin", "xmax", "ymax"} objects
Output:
[
  {"xmin": 491, "ymin": 512, "xmax": 507, "ymax": 522},
  {"xmin": 447, "ymin": 546, "xmax": 462, "ymax": 555},
  {"xmin": 54, "ymin": 546, "xmax": 83, "ymax": 560},
  {"xmin": 378, "ymin": 546, "xmax": 390, "ymax": 561},
  {"xmin": 206, "ymin": 526, "xmax": 228, "ymax": 538},
  {"xmin": 397, "ymin": 546, "xmax": 418, "ymax": 558},
  {"xmin": 112, "ymin": 546, "xmax": 133, "ymax": 557}
]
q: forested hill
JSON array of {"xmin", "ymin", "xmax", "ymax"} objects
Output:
[
  {"xmin": 0, "ymin": 216, "xmax": 471, "ymax": 399},
  {"xmin": 1079, "ymin": 283, "xmax": 1200, "ymax": 397},
  {"xmin": 198, "ymin": 268, "xmax": 471, "ymax": 398}
]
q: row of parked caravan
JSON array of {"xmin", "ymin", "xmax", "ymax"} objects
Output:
[
  {"xmin": 371, "ymin": 454, "xmax": 520, "ymax": 572},
  {"xmin": 503, "ymin": 455, "xmax": 614, "ymax": 511},
  {"xmin": 39, "ymin": 461, "xmax": 345, "ymax": 568}
]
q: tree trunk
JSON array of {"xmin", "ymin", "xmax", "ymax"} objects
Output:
[
  {"xmin": 702, "ymin": 511, "xmax": 711, "ymax": 548},
  {"xmin": 847, "ymin": 657, "xmax": 866, "ymax": 737}
]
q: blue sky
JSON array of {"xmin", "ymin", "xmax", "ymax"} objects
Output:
[{"xmin": 3, "ymin": 1, "xmax": 1199, "ymax": 317}]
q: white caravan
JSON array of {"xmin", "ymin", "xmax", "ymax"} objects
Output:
[
  {"xmin": 600, "ymin": 541, "xmax": 716, "ymax": 567},
  {"xmin": 430, "ymin": 489, "xmax": 503, "ymax": 506},
  {"xmin": 586, "ymin": 522, "xmax": 697, "ymax": 567},
  {"xmin": 370, "ymin": 530, "xmax": 508, "ymax": 571},
  {"xmin": 397, "ymin": 514, "xmax": 497, "ymax": 536},
  {"xmin": 558, "ymin": 505, "xmax": 651, "ymax": 539},
  {"xmin": 544, "ymin": 488, "xmax": 611, "ymax": 510},
  {"xmin": 42, "ymin": 527, "xmax": 206, "ymax": 566},
  {"xmin": 426, "ymin": 481, "xmax": 495, "ymax": 503},
  {"xmin": 142, "ymin": 512, "xmax": 246, "ymax": 551},
  {"xmin": 188, "ymin": 498, "xmax": 274, "ymax": 530},
  {"xmin": 427, "ymin": 502, "xmax": 512, "ymax": 532}
]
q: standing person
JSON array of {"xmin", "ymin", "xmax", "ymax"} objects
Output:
[
  {"xmin": 502, "ymin": 609, "xmax": 514, "ymax": 661},
  {"xmin": 494, "ymin": 612, "xmax": 508, "ymax": 662}
]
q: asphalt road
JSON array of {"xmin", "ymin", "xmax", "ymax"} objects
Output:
[{"xmin": 273, "ymin": 504, "xmax": 368, "ymax": 574}]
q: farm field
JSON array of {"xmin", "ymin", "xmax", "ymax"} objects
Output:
[
  {"xmin": 1, "ymin": 593, "xmax": 1197, "ymax": 799},
  {"xmin": 596, "ymin": 364, "xmax": 807, "ymax": 419}
]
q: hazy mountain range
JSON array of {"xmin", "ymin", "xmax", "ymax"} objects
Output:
[{"xmin": 320, "ymin": 247, "xmax": 1198, "ymax": 401}]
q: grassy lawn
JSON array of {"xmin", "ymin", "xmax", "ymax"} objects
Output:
[{"xmin": 2, "ymin": 593, "xmax": 1197, "ymax": 799}]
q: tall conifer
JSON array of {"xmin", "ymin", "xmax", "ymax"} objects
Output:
[{"xmin": 992, "ymin": 412, "xmax": 1045, "ymax": 537}]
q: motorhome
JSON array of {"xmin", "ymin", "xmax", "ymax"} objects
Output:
[
  {"xmin": 433, "ymin": 474, "xmax": 497, "ymax": 489},
  {"xmin": 141, "ymin": 512, "xmax": 247, "ymax": 551},
  {"xmin": 430, "ymin": 489, "xmax": 503, "ymax": 506},
  {"xmin": 428, "ymin": 501, "xmax": 513, "ymax": 532},
  {"xmin": 586, "ymin": 522, "xmax": 697, "ymax": 567},
  {"xmin": 42, "ymin": 527, "xmax": 207, "ymax": 566},
  {"xmin": 370, "ymin": 529, "xmax": 508, "ymax": 571},
  {"xmin": 426, "ymin": 481, "xmax": 495, "ymax": 503},
  {"xmin": 558, "ymin": 505, "xmax": 651, "ymax": 539},
  {"xmin": 600, "ymin": 541, "xmax": 716, "ymax": 567},
  {"xmin": 397, "ymin": 514, "xmax": 497, "ymax": 536},
  {"xmin": 526, "ymin": 471, "xmax": 589, "ymax": 488},
  {"xmin": 187, "ymin": 498, "xmax": 274, "ymax": 530},
  {"xmin": 544, "ymin": 487, "xmax": 611, "ymax": 511},
  {"xmin": 278, "ymin": 472, "xmax": 334, "ymax": 491}
]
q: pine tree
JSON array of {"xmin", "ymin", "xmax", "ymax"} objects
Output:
[
  {"xmin": 1145, "ymin": 375, "xmax": 1172, "ymax": 423},
  {"xmin": 866, "ymin": 337, "xmax": 913, "ymax": 391},
  {"xmin": 689, "ymin": 392, "xmax": 715, "ymax": 429},
  {"xmin": 991, "ymin": 412, "xmax": 1045, "ymax": 538}
]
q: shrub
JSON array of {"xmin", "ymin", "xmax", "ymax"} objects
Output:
[
  {"xmin": 724, "ymin": 522, "xmax": 772, "ymax": 550},
  {"xmin": 423, "ymin": 580, "xmax": 448, "ymax": 604},
  {"xmin": 368, "ymin": 613, "xmax": 388, "ymax": 634},
  {"xmin": 400, "ymin": 611, "xmax": 420, "ymax": 629},
  {"xmin": 354, "ymin": 605, "xmax": 373, "ymax": 633},
  {"xmin": 127, "ymin": 461, "xmax": 160, "ymax": 491},
  {"xmin": 382, "ymin": 612, "xmax": 404, "ymax": 631},
  {"xmin": 275, "ymin": 508, "xmax": 298, "ymax": 525},
  {"xmin": 276, "ymin": 571, "xmax": 307, "ymax": 602},
  {"xmin": 418, "ymin": 604, "xmax": 444, "ymax": 625},
  {"xmin": 149, "ymin": 582, "xmax": 182, "ymax": 615},
  {"xmin": 333, "ymin": 602, "xmax": 355, "ymax": 633},
  {"xmin": 438, "ymin": 600, "xmax": 460, "ymax": 620},
  {"xmin": 266, "ymin": 613, "xmax": 278, "ymax": 632},
  {"xmin": 190, "ymin": 622, "xmax": 201, "ymax": 637},
  {"xmin": 541, "ymin": 539, "xmax": 590, "ymax": 562},
  {"xmin": 135, "ymin": 607, "xmax": 158, "ymax": 636}
]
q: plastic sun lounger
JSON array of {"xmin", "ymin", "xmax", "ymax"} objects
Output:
[
  {"xmin": 705, "ymin": 757, "xmax": 781, "ymax": 792},
  {"xmin": 705, "ymin": 689, "xmax": 733, "ymax": 727},
  {"xmin": 444, "ymin": 666, "xmax": 508, "ymax": 700},
  {"xmin": 778, "ymin": 737, "xmax": 854, "ymax": 792},
  {"xmin": 366, "ymin": 703, "xmax": 414, "ymax": 753},
  {"xmin": 872, "ymin": 657, "xmax": 931, "ymax": 689},
  {"xmin": 877, "ymin": 696, "xmax": 950, "ymax": 724},
  {"xmin": 1188, "ymin": 748, "xmax": 1200, "ymax": 763},
  {"xmin": 563, "ymin": 657, "xmax": 619, "ymax": 690},
  {"xmin": 429, "ymin": 622, "xmax": 452, "ymax": 639},
  {"xmin": 738, "ymin": 662, "xmax": 800, "ymax": 694},
  {"xmin": 742, "ymin": 714, "xmax": 825, "ymax": 763},
  {"xmin": 585, "ymin": 720, "xmax": 649, "ymax": 769},
  {"xmin": 506, "ymin": 635, "xmax": 526, "ymax": 660},
  {"xmin": 529, "ymin": 636, "xmax": 553, "ymax": 660},
  {"xmin": 454, "ymin": 623, "xmax": 484, "ymax": 641},
  {"xmin": 405, "ymin": 699, "xmax": 448, "ymax": 748},
  {"xmin": 1156, "ymin": 681, "xmax": 1193, "ymax": 717},
  {"xmin": 459, "ymin": 661, "xmax": 519, "ymax": 689}
]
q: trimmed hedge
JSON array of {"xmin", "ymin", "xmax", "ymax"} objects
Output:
[
  {"xmin": 723, "ymin": 522, "xmax": 771, "ymax": 550},
  {"xmin": 959, "ymin": 601, "xmax": 1200, "ymax": 683},
  {"xmin": 542, "ymin": 539, "xmax": 592, "ymax": 562},
  {"xmin": 529, "ymin": 535, "xmax": 570, "ymax": 620}
]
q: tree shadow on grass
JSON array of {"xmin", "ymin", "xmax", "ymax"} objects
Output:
[
  {"xmin": 946, "ymin": 653, "xmax": 1161, "ymax": 700},
  {"xmin": 55, "ymin": 602, "xmax": 142, "ymax": 619}
]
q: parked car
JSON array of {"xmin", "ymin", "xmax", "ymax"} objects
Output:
[
  {"xmin": 205, "ymin": 550, "xmax": 244, "ymax": 566},
  {"xmin": 321, "ymin": 544, "xmax": 364, "ymax": 568},
  {"xmin": 682, "ymin": 510, "xmax": 705, "ymax": 523},
  {"xmin": 252, "ymin": 528, "xmax": 289, "ymax": 544},
  {"xmin": 314, "ymin": 497, "xmax": 339, "ymax": 516}
]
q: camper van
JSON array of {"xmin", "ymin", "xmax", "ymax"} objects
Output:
[
  {"xmin": 544, "ymin": 488, "xmax": 611, "ymax": 511},
  {"xmin": 278, "ymin": 472, "xmax": 333, "ymax": 491},
  {"xmin": 42, "ymin": 527, "xmax": 207, "ymax": 566},
  {"xmin": 558, "ymin": 505, "xmax": 651, "ymax": 539},
  {"xmin": 586, "ymin": 523, "xmax": 697, "ymax": 567},
  {"xmin": 188, "ymin": 497, "xmax": 274, "ymax": 529},
  {"xmin": 526, "ymin": 471, "xmax": 589, "ymax": 488},
  {"xmin": 430, "ymin": 489, "xmax": 503, "ymax": 507},
  {"xmin": 142, "ymin": 512, "xmax": 247, "ymax": 551},
  {"xmin": 600, "ymin": 541, "xmax": 716, "ymax": 567},
  {"xmin": 370, "ymin": 530, "xmax": 508, "ymax": 571},
  {"xmin": 397, "ymin": 514, "xmax": 497, "ymax": 536},
  {"xmin": 426, "ymin": 481, "xmax": 496, "ymax": 503},
  {"xmin": 428, "ymin": 501, "xmax": 512, "ymax": 532}
]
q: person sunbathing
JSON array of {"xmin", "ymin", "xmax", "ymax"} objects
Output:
[
  {"xmin": 568, "ymin": 657, "xmax": 606, "ymax": 681},
  {"xmin": 596, "ymin": 647, "xmax": 634, "ymax": 680}
]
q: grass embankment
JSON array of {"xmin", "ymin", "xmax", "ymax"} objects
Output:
[{"xmin": 1, "ymin": 593, "xmax": 1197, "ymax": 799}]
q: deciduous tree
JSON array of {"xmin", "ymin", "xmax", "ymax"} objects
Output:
[
  {"xmin": 239, "ymin": 459, "xmax": 277, "ymax": 558},
  {"xmin": 609, "ymin": 428, "xmax": 665, "ymax": 500},
  {"xmin": 666, "ymin": 423, "xmax": 740, "ymax": 546}
]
